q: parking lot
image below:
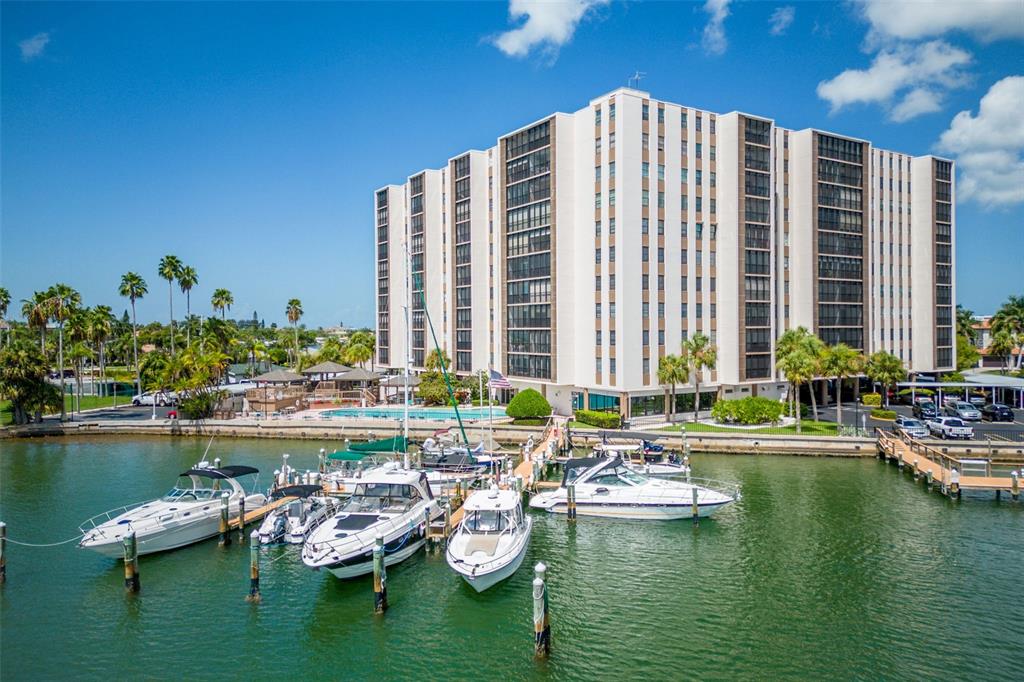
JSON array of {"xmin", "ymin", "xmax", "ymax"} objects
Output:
[{"xmin": 819, "ymin": 402, "xmax": 1024, "ymax": 442}]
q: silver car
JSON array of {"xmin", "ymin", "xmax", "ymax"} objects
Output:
[
  {"xmin": 897, "ymin": 418, "xmax": 930, "ymax": 439},
  {"xmin": 945, "ymin": 401, "xmax": 981, "ymax": 421}
]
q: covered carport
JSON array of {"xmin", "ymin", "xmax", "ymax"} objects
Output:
[{"xmin": 897, "ymin": 375, "xmax": 1024, "ymax": 409}]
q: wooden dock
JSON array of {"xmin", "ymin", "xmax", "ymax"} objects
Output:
[
  {"xmin": 512, "ymin": 416, "xmax": 568, "ymax": 490},
  {"xmin": 227, "ymin": 496, "xmax": 298, "ymax": 529},
  {"xmin": 876, "ymin": 430, "xmax": 1023, "ymax": 499}
]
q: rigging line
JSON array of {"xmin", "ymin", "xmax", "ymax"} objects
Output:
[{"xmin": 5, "ymin": 533, "xmax": 84, "ymax": 547}]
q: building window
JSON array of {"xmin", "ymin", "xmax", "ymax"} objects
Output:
[
  {"xmin": 595, "ymin": 192, "xmax": 601, "ymax": 208},
  {"xmin": 609, "ymin": 218, "xmax": 616, "ymax": 234},
  {"xmin": 609, "ymin": 189, "xmax": 616, "ymax": 206},
  {"xmin": 642, "ymin": 246, "xmax": 649, "ymax": 262},
  {"xmin": 658, "ymin": 219, "xmax": 665, "ymax": 235},
  {"xmin": 642, "ymin": 103, "xmax": 649, "ymax": 120},
  {"xmin": 642, "ymin": 133, "xmax": 649, "ymax": 150},
  {"xmin": 696, "ymin": 143, "xmax": 702, "ymax": 158},
  {"xmin": 610, "ymin": 246, "xmax": 615, "ymax": 262},
  {"xmin": 642, "ymin": 190, "xmax": 650, "ymax": 207},
  {"xmin": 657, "ymin": 107, "xmax": 664, "ymax": 123},
  {"xmin": 609, "ymin": 161, "xmax": 615, "ymax": 178},
  {"xmin": 595, "ymin": 166, "xmax": 601, "ymax": 181},
  {"xmin": 642, "ymin": 162, "xmax": 649, "ymax": 178},
  {"xmin": 642, "ymin": 218, "xmax": 649, "ymax": 234},
  {"xmin": 595, "ymin": 220, "xmax": 601, "ymax": 237}
]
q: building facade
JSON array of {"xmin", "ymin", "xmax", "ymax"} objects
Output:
[{"xmin": 375, "ymin": 88, "xmax": 955, "ymax": 417}]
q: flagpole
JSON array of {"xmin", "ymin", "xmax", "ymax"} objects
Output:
[{"xmin": 487, "ymin": 367, "xmax": 494, "ymax": 450}]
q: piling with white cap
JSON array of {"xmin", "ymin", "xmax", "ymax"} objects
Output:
[
  {"xmin": 237, "ymin": 496, "xmax": 247, "ymax": 543},
  {"xmin": 0, "ymin": 521, "xmax": 6, "ymax": 584},
  {"xmin": 691, "ymin": 487, "xmax": 700, "ymax": 526},
  {"xmin": 373, "ymin": 533, "xmax": 387, "ymax": 613},
  {"xmin": 566, "ymin": 483, "xmax": 576, "ymax": 521},
  {"xmin": 318, "ymin": 448, "xmax": 327, "ymax": 474},
  {"xmin": 219, "ymin": 492, "xmax": 231, "ymax": 546},
  {"xmin": 532, "ymin": 562, "xmax": 550, "ymax": 656},
  {"xmin": 246, "ymin": 530, "xmax": 260, "ymax": 603}
]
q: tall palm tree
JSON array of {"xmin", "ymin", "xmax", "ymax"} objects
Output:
[
  {"xmin": 864, "ymin": 351, "xmax": 906, "ymax": 408},
  {"xmin": 989, "ymin": 331, "xmax": 1015, "ymax": 373},
  {"xmin": 344, "ymin": 341, "xmax": 372, "ymax": 369},
  {"xmin": 158, "ymin": 255, "xmax": 183, "ymax": 355},
  {"xmin": 0, "ymin": 287, "xmax": 9, "ymax": 347},
  {"xmin": 657, "ymin": 354, "xmax": 687, "ymax": 420},
  {"xmin": 776, "ymin": 327, "xmax": 809, "ymax": 420},
  {"xmin": 178, "ymin": 265, "xmax": 198, "ymax": 346},
  {"xmin": 118, "ymin": 272, "xmax": 148, "ymax": 397},
  {"xmin": 286, "ymin": 298, "xmax": 303, "ymax": 368},
  {"xmin": 956, "ymin": 304, "xmax": 976, "ymax": 345},
  {"xmin": 46, "ymin": 284, "xmax": 81, "ymax": 421},
  {"xmin": 777, "ymin": 348, "xmax": 816, "ymax": 433},
  {"xmin": 681, "ymin": 333, "xmax": 717, "ymax": 423},
  {"xmin": 89, "ymin": 305, "xmax": 115, "ymax": 397},
  {"xmin": 211, "ymin": 288, "xmax": 233, "ymax": 320},
  {"xmin": 22, "ymin": 291, "xmax": 50, "ymax": 354},
  {"xmin": 992, "ymin": 295, "xmax": 1024, "ymax": 370},
  {"xmin": 820, "ymin": 343, "xmax": 863, "ymax": 428}
]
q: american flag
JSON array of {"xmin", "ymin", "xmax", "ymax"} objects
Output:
[{"xmin": 488, "ymin": 368, "xmax": 512, "ymax": 389}]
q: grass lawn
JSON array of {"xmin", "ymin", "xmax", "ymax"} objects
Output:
[
  {"xmin": 2, "ymin": 395, "xmax": 126, "ymax": 426},
  {"xmin": 659, "ymin": 420, "xmax": 840, "ymax": 436}
]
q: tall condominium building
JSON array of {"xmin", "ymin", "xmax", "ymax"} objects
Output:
[{"xmin": 374, "ymin": 88, "xmax": 955, "ymax": 418}]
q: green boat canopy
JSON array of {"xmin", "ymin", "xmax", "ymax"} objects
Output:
[
  {"xmin": 346, "ymin": 436, "xmax": 409, "ymax": 454},
  {"xmin": 326, "ymin": 450, "xmax": 369, "ymax": 461}
]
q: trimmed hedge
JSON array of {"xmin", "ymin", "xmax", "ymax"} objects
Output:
[
  {"xmin": 711, "ymin": 396, "xmax": 785, "ymax": 425},
  {"xmin": 574, "ymin": 409, "xmax": 622, "ymax": 429},
  {"xmin": 870, "ymin": 408, "xmax": 897, "ymax": 420},
  {"xmin": 898, "ymin": 388, "xmax": 933, "ymax": 397},
  {"xmin": 861, "ymin": 392, "xmax": 882, "ymax": 406},
  {"xmin": 506, "ymin": 388, "xmax": 552, "ymax": 420},
  {"xmin": 511, "ymin": 418, "xmax": 548, "ymax": 426}
]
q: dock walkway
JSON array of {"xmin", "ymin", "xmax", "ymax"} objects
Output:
[
  {"xmin": 876, "ymin": 430, "xmax": 1022, "ymax": 499},
  {"xmin": 227, "ymin": 496, "xmax": 297, "ymax": 529},
  {"xmin": 512, "ymin": 416, "xmax": 568, "ymax": 490}
]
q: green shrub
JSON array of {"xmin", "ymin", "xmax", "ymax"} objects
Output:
[
  {"xmin": 574, "ymin": 409, "xmax": 622, "ymax": 429},
  {"xmin": 897, "ymin": 388, "xmax": 933, "ymax": 397},
  {"xmin": 870, "ymin": 408, "xmax": 897, "ymax": 420},
  {"xmin": 941, "ymin": 371, "xmax": 965, "ymax": 382},
  {"xmin": 506, "ymin": 388, "xmax": 552, "ymax": 420},
  {"xmin": 711, "ymin": 396, "xmax": 784, "ymax": 425},
  {"xmin": 179, "ymin": 389, "xmax": 225, "ymax": 420},
  {"xmin": 861, "ymin": 393, "xmax": 882, "ymax": 406},
  {"xmin": 511, "ymin": 418, "xmax": 548, "ymax": 426},
  {"xmin": 785, "ymin": 401, "xmax": 810, "ymax": 419}
]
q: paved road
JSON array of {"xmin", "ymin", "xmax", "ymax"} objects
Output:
[
  {"xmin": 55, "ymin": 405, "xmax": 176, "ymax": 422},
  {"xmin": 816, "ymin": 402, "xmax": 1024, "ymax": 441}
]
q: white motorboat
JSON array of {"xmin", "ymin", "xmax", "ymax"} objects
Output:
[
  {"xmin": 529, "ymin": 456, "xmax": 736, "ymax": 521},
  {"xmin": 302, "ymin": 464, "xmax": 440, "ymax": 579},
  {"xmin": 322, "ymin": 461, "xmax": 480, "ymax": 499},
  {"xmin": 446, "ymin": 486, "xmax": 532, "ymax": 592},
  {"xmin": 79, "ymin": 462, "xmax": 267, "ymax": 557},
  {"xmin": 593, "ymin": 441, "xmax": 691, "ymax": 476},
  {"xmin": 256, "ymin": 485, "xmax": 338, "ymax": 545}
]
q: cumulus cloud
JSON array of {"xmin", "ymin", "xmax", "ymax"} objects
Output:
[
  {"xmin": 491, "ymin": 0, "xmax": 609, "ymax": 60},
  {"xmin": 701, "ymin": 0, "xmax": 732, "ymax": 55},
  {"xmin": 769, "ymin": 6, "xmax": 795, "ymax": 36},
  {"xmin": 816, "ymin": 41, "xmax": 972, "ymax": 121},
  {"xmin": 936, "ymin": 76, "xmax": 1024, "ymax": 207},
  {"xmin": 18, "ymin": 32, "xmax": 50, "ymax": 61},
  {"xmin": 860, "ymin": 0, "xmax": 1024, "ymax": 44}
]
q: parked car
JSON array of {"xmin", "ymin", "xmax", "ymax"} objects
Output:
[
  {"xmin": 132, "ymin": 391, "xmax": 173, "ymax": 407},
  {"xmin": 941, "ymin": 395, "xmax": 959, "ymax": 408},
  {"xmin": 896, "ymin": 418, "xmax": 930, "ymax": 440},
  {"xmin": 968, "ymin": 394, "xmax": 987, "ymax": 407},
  {"xmin": 927, "ymin": 417, "xmax": 974, "ymax": 440},
  {"xmin": 913, "ymin": 401, "xmax": 939, "ymax": 420},
  {"xmin": 981, "ymin": 403, "xmax": 1015, "ymax": 423},
  {"xmin": 945, "ymin": 401, "xmax": 981, "ymax": 421}
]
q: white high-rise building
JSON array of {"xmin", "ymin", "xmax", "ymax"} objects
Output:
[{"xmin": 374, "ymin": 88, "xmax": 955, "ymax": 419}]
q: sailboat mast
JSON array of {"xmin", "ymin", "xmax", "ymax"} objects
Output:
[{"xmin": 403, "ymin": 239, "xmax": 411, "ymax": 445}]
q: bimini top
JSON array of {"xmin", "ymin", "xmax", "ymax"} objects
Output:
[
  {"xmin": 271, "ymin": 484, "xmax": 324, "ymax": 500},
  {"xmin": 180, "ymin": 465, "xmax": 259, "ymax": 480},
  {"xmin": 561, "ymin": 456, "xmax": 620, "ymax": 487},
  {"xmin": 358, "ymin": 464, "xmax": 427, "ymax": 487},
  {"xmin": 463, "ymin": 487, "xmax": 520, "ymax": 512}
]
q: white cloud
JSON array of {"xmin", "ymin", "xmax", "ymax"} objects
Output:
[
  {"xmin": 769, "ymin": 6, "xmax": 795, "ymax": 37},
  {"xmin": 816, "ymin": 41, "xmax": 971, "ymax": 121},
  {"xmin": 701, "ymin": 0, "xmax": 732, "ymax": 55},
  {"xmin": 492, "ymin": 0, "xmax": 609, "ymax": 60},
  {"xmin": 18, "ymin": 32, "xmax": 50, "ymax": 61},
  {"xmin": 937, "ymin": 75, "xmax": 1024, "ymax": 207},
  {"xmin": 860, "ymin": 0, "xmax": 1024, "ymax": 44}
]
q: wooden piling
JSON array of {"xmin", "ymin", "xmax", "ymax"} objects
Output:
[
  {"xmin": 1011, "ymin": 472, "xmax": 1020, "ymax": 500},
  {"xmin": 912, "ymin": 459, "xmax": 920, "ymax": 481},
  {"xmin": 1, "ymin": 521, "xmax": 8, "ymax": 584},
  {"xmin": 246, "ymin": 530, "xmax": 261, "ymax": 603},
  {"xmin": 237, "ymin": 497, "xmax": 247, "ymax": 543},
  {"xmin": 219, "ymin": 492, "xmax": 231, "ymax": 546},
  {"xmin": 318, "ymin": 448, "xmax": 327, "ymax": 474},
  {"xmin": 926, "ymin": 470, "xmax": 934, "ymax": 489},
  {"xmin": 533, "ymin": 562, "xmax": 550, "ymax": 657},
  {"xmin": 423, "ymin": 507, "xmax": 432, "ymax": 552},
  {"xmin": 122, "ymin": 531, "xmax": 140, "ymax": 593},
  {"xmin": 373, "ymin": 533, "xmax": 387, "ymax": 613},
  {"xmin": 566, "ymin": 483, "xmax": 576, "ymax": 521},
  {"xmin": 691, "ymin": 487, "xmax": 700, "ymax": 526},
  {"xmin": 950, "ymin": 468, "xmax": 961, "ymax": 499}
]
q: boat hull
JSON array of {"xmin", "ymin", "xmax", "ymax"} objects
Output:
[
  {"xmin": 535, "ymin": 499, "xmax": 730, "ymax": 521},
  {"xmin": 81, "ymin": 514, "xmax": 224, "ymax": 557},
  {"xmin": 326, "ymin": 537, "xmax": 427, "ymax": 579},
  {"xmin": 452, "ymin": 537, "xmax": 529, "ymax": 592}
]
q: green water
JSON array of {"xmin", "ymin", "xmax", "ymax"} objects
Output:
[{"xmin": 1, "ymin": 437, "xmax": 1021, "ymax": 681}]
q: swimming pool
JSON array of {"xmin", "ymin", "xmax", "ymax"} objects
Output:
[{"xmin": 322, "ymin": 406, "xmax": 507, "ymax": 421}]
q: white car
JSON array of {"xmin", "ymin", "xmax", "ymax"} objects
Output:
[
  {"xmin": 132, "ymin": 391, "xmax": 174, "ymax": 407},
  {"xmin": 927, "ymin": 417, "xmax": 974, "ymax": 440}
]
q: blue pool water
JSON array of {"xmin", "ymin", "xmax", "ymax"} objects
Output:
[{"xmin": 323, "ymin": 406, "xmax": 507, "ymax": 421}]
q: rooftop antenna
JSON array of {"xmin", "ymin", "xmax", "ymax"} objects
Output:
[{"xmin": 628, "ymin": 71, "xmax": 647, "ymax": 89}]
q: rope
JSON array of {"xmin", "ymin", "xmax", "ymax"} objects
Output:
[{"xmin": 5, "ymin": 533, "xmax": 84, "ymax": 547}]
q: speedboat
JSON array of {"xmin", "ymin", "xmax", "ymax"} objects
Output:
[
  {"xmin": 593, "ymin": 441, "xmax": 690, "ymax": 476},
  {"xmin": 79, "ymin": 462, "xmax": 267, "ymax": 557},
  {"xmin": 302, "ymin": 463, "xmax": 440, "ymax": 579},
  {"xmin": 419, "ymin": 438, "xmax": 487, "ymax": 472},
  {"xmin": 529, "ymin": 456, "xmax": 736, "ymax": 521},
  {"xmin": 446, "ymin": 486, "xmax": 532, "ymax": 592},
  {"xmin": 256, "ymin": 484, "xmax": 338, "ymax": 545}
]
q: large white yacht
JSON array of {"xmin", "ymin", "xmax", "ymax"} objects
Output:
[
  {"xmin": 529, "ymin": 456, "xmax": 736, "ymax": 520},
  {"xmin": 592, "ymin": 441, "xmax": 691, "ymax": 476},
  {"xmin": 79, "ymin": 462, "xmax": 267, "ymax": 557},
  {"xmin": 302, "ymin": 464, "xmax": 440, "ymax": 579},
  {"xmin": 446, "ymin": 486, "xmax": 532, "ymax": 592}
]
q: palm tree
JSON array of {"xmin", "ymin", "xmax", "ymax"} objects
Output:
[
  {"xmin": 178, "ymin": 265, "xmax": 198, "ymax": 346},
  {"xmin": 286, "ymin": 298, "xmax": 303, "ymax": 368},
  {"xmin": 820, "ymin": 343, "xmax": 863, "ymax": 428},
  {"xmin": 211, "ymin": 288, "xmax": 233, "ymax": 320},
  {"xmin": 46, "ymin": 283, "xmax": 81, "ymax": 421},
  {"xmin": 118, "ymin": 272, "xmax": 148, "ymax": 397},
  {"xmin": 89, "ymin": 306, "xmax": 115, "ymax": 398},
  {"xmin": 657, "ymin": 354, "xmax": 687, "ymax": 420},
  {"xmin": 777, "ymin": 348, "xmax": 816, "ymax": 433},
  {"xmin": 0, "ymin": 287, "xmax": 9, "ymax": 347},
  {"xmin": 956, "ymin": 304, "xmax": 976, "ymax": 345},
  {"xmin": 158, "ymin": 255, "xmax": 183, "ymax": 355},
  {"xmin": 864, "ymin": 351, "xmax": 906, "ymax": 408},
  {"xmin": 681, "ymin": 333, "xmax": 717, "ymax": 423},
  {"xmin": 989, "ymin": 331, "xmax": 1015, "ymax": 373},
  {"xmin": 776, "ymin": 327, "xmax": 809, "ymax": 420},
  {"xmin": 22, "ymin": 291, "xmax": 50, "ymax": 354},
  {"xmin": 345, "ymin": 341, "xmax": 372, "ymax": 369},
  {"xmin": 992, "ymin": 295, "xmax": 1024, "ymax": 370}
]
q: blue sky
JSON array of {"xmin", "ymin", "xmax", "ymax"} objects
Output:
[{"xmin": 2, "ymin": 1, "xmax": 1021, "ymax": 327}]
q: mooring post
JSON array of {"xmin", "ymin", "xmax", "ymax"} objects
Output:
[
  {"xmin": 219, "ymin": 492, "xmax": 231, "ymax": 546},
  {"xmin": 691, "ymin": 486, "xmax": 700, "ymax": 526},
  {"xmin": 0, "ymin": 521, "xmax": 6, "ymax": 584},
  {"xmin": 912, "ymin": 459, "xmax": 920, "ymax": 481},
  {"xmin": 237, "ymin": 496, "xmax": 247, "ymax": 543},
  {"xmin": 926, "ymin": 470, "xmax": 934, "ymax": 489},
  {"xmin": 444, "ymin": 501, "xmax": 452, "ymax": 538},
  {"xmin": 373, "ymin": 533, "xmax": 388, "ymax": 613},
  {"xmin": 423, "ymin": 506, "xmax": 432, "ymax": 552},
  {"xmin": 1012, "ymin": 471, "xmax": 1020, "ymax": 501},
  {"xmin": 950, "ymin": 468, "xmax": 961, "ymax": 499},
  {"xmin": 247, "ymin": 530, "xmax": 261, "ymax": 603},
  {"xmin": 566, "ymin": 483, "xmax": 576, "ymax": 521},
  {"xmin": 122, "ymin": 531, "xmax": 140, "ymax": 593},
  {"xmin": 533, "ymin": 562, "xmax": 551, "ymax": 656},
  {"xmin": 319, "ymin": 447, "xmax": 326, "ymax": 474}
]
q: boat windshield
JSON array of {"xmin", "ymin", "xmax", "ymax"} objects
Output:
[
  {"xmin": 161, "ymin": 487, "xmax": 218, "ymax": 502},
  {"xmin": 342, "ymin": 483, "xmax": 421, "ymax": 514},
  {"xmin": 463, "ymin": 509, "xmax": 509, "ymax": 533},
  {"xmin": 587, "ymin": 465, "xmax": 646, "ymax": 487}
]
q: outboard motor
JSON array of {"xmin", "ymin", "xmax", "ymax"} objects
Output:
[{"xmin": 271, "ymin": 514, "xmax": 288, "ymax": 544}]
